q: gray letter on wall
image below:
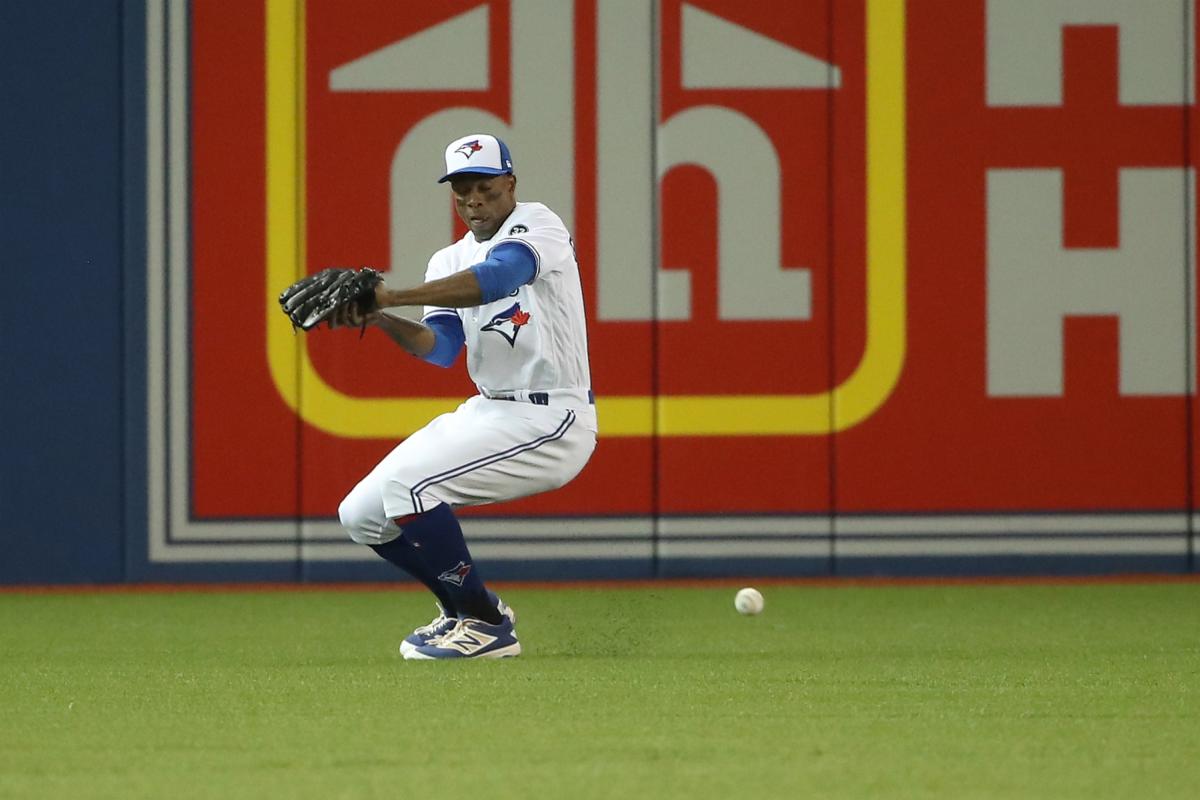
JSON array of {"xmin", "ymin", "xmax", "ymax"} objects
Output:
[
  {"xmin": 987, "ymin": 168, "xmax": 1192, "ymax": 397},
  {"xmin": 986, "ymin": 0, "xmax": 1192, "ymax": 106}
]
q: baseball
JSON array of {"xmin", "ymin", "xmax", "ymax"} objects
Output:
[{"xmin": 734, "ymin": 587, "xmax": 764, "ymax": 615}]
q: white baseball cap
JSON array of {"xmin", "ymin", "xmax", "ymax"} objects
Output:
[{"xmin": 438, "ymin": 133, "xmax": 514, "ymax": 183}]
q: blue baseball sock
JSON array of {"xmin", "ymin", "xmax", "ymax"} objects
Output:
[
  {"xmin": 397, "ymin": 503, "xmax": 503, "ymax": 624},
  {"xmin": 368, "ymin": 533, "xmax": 458, "ymax": 617}
]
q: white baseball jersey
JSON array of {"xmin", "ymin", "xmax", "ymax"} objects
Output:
[{"xmin": 422, "ymin": 202, "xmax": 592, "ymax": 398}]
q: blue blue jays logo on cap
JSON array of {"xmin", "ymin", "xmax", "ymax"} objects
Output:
[
  {"xmin": 454, "ymin": 140, "xmax": 484, "ymax": 159},
  {"xmin": 481, "ymin": 302, "xmax": 531, "ymax": 347}
]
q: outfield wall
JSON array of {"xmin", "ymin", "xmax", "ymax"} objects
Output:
[{"xmin": 3, "ymin": 0, "xmax": 1198, "ymax": 584}]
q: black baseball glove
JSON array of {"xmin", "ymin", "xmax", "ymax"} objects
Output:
[{"xmin": 278, "ymin": 267, "xmax": 383, "ymax": 332}]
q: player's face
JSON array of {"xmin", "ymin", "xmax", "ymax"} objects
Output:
[{"xmin": 449, "ymin": 173, "xmax": 517, "ymax": 241}]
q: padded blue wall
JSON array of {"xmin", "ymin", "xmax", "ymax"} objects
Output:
[{"xmin": 0, "ymin": 1, "xmax": 125, "ymax": 583}]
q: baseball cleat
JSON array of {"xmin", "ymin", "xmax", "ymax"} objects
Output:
[
  {"xmin": 407, "ymin": 615, "xmax": 522, "ymax": 660},
  {"xmin": 399, "ymin": 597, "xmax": 517, "ymax": 659},
  {"xmin": 400, "ymin": 603, "xmax": 458, "ymax": 658}
]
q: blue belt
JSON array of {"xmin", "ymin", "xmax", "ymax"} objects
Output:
[{"xmin": 490, "ymin": 389, "xmax": 595, "ymax": 406}]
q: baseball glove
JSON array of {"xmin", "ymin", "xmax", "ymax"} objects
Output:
[{"xmin": 278, "ymin": 267, "xmax": 383, "ymax": 332}]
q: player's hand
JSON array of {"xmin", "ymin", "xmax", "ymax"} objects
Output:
[
  {"xmin": 327, "ymin": 303, "xmax": 380, "ymax": 330},
  {"xmin": 327, "ymin": 281, "xmax": 388, "ymax": 328}
]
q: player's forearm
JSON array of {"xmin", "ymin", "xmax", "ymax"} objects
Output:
[
  {"xmin": 371, "ymin": 313, "xmax": 437, "ymax": 357},
  {"xmin": 378, "ymin": 270, "xmax": 484, "ymax": 310}
]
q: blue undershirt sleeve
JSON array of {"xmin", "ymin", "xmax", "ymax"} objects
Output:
[
  {"xmin": 421, "ymin": 313, "xmax": 465, "ymax": 368},
  {"xmin": 469, "ymin": 241, "xmax": 538, "ymax": 304}
]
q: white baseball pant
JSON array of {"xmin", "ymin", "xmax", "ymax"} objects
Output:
[{"xmin": 338, "ymin": 395, "xmax": 597, "ymax": 545}]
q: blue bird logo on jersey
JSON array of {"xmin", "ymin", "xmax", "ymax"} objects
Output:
[
  {"xmin": 481, "ymin": 303, "xmax": 531, "ymax": 347},
  {"xmin": 454, "ymin": 140, "xmax": 484, "ymax": 159}
]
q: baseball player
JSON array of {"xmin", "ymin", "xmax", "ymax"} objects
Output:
[{"xmin": 333, "ymin": 134, "xmax": 597, "ymax": 660}]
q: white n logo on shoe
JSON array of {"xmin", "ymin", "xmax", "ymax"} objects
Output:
[{"xmin": 440, "ymin": 626, "xmax": 498, "ymax": 655}]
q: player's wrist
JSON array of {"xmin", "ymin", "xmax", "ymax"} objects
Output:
[{"xmin": 375, "ymin": 285, "xmax": 397, "ymax": 309}]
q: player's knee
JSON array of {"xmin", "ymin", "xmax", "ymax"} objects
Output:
[
  {"xmin": 336, "ymin": 495, "xmax": 367, "ymax": 544},
  {"xmin": 338, "ymin": 490, "xmax": 387, "ymax": 546}
]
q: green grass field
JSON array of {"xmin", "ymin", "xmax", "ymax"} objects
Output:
[{"xmin": 1, "ymin": 581, "xmax": 1197, "ymax": 799}]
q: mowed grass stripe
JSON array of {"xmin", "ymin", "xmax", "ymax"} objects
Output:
[{"xmin": 1, "ymin": 584, "xmax": 1196, "ymax": 799}]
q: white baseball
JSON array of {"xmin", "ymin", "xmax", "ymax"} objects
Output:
[{"xmin": 734, "ymin": 587, "xmax": 764, "ymax": 615}]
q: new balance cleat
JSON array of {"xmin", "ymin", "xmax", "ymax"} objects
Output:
[
  {"xmin": 407, "ymin": 615, "xmax": 522, "ymax": 660},
  {"xmin": 399, "ymin": 603, "xmax": 457, "ymax": 659},
  {"xmin": 399, "ymin": 597, "xmax": 517, "ymax": 659}
]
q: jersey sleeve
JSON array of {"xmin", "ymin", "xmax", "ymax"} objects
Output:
[
  {"xmin": 420, "ymin": 313, "xmax": 465, "ymax": 368},
  {"xmin": 471, "ymin": 241, "xmax": 538, "ymax": 302},
  {"xmin": 489, "ymin": 205, "xmax": 576, "ymax": 280}
]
